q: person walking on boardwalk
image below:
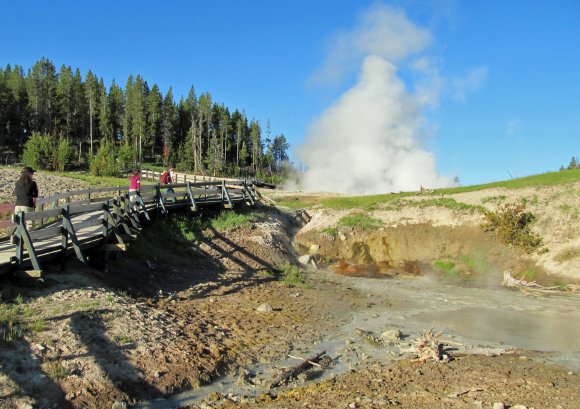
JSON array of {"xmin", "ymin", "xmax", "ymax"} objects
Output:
[
  {"xmin": 13, "ymin": 166, "xmax": 39, "ymax": 229},
  {"xmin": 129, "ymin": 168, "xmax": 141, "ymax": 210},
  {"xmin": 161, "ymin": 165, "xmax": 175, "ymax": 202}
]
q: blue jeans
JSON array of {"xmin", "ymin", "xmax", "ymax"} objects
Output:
[{"xmin": 164, "ymin": 187, "xmax": 174, "ymax": 202}]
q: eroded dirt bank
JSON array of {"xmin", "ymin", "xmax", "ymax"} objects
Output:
[{"xmin": 288, "ymin": 181, "xmax": 580, "ymax": 284}]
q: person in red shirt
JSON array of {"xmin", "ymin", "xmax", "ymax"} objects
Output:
[{"xmin": 129, "ymin": 169, "xmax": 141, "ymax": 209}]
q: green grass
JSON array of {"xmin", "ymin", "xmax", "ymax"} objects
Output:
[
  {"xmin": 458, "ymin": 254, "xmax": 490, "ymax": 273},
  {"xmin": 321, "ymin": 192, "xmax": 413, "ymax": 210},
  {"xmin": 28, "ymin": 319, "xmax": 46, "ymax": 332},
  {"xmin": 519, "ymin": 270, "xmax": 538, "ymax": 281},
  {"xmin": 338, "ymin": 213, "xmax": 382, "ymax": 230},
  {"xmin": 279, "ymin": 264, "xmax": 307, "ymax": 287},
  {"xmin": 44, "ymin": 360, "xmax": 71, "ymax": 380},
  {"xmin": 321, "ymin": 227, "xmax": 338, "ymax": 236},
  {"xmin": 433, "ymin": 260, "xmax": 458, "ymax": 278},
  {"xmin": 435, "ymin": 168, "xmax": 580, "ymax": 195},
  {"xmin": 0, "ymin": 298, "xmax": 44, "ymax": 343},
  {"xmin": 114, "ymin": 335, "xmax": 133, "ymax": 344},
  {"xmin": 272, "ymin": 196, "xmax": 320, "ymax": 209},
  {"xmin": 409, "ymin": 198, "xmax": 480, "ymax": 212},
  {"xmin": 481, "ymin": 195, "xmax": 507, "ymax": 204},
  {"xmin": 210, "ymin": 210, "xmax": 264, "ymax": 232},
  {"xmin": 53, "ymin": 171, "xmax": 129, "ymax": 187}
]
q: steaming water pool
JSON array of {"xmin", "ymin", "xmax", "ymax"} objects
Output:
[{"xmin": 136, "ymin": 271, "xmax": 580, "ymax": 408}]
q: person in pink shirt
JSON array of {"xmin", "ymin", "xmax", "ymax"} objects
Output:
[{"xmin": 129, "ymin": 169, "xmax": 141, "ymax": 208}]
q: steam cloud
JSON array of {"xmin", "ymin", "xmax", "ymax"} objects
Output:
[{"xmin": 298, "ymin": 4, "xmax": 454, "ymax": 194}]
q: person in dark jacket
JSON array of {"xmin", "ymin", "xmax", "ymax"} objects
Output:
[{"xmin": 13, "ymin": 166, "xmax": 39, "ymax": 229}]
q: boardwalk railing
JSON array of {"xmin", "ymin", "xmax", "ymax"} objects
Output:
[{"xmin": 0, "ymin": 178, "xmax": 256, "ymax": 274}]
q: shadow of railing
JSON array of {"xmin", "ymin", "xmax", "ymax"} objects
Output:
[
  {"xmin": 0, "ymin": 338, "xmax": 74, "ymax": 408},
  {"xmin": 69, "ymin": 310, "xmax": 162, "ymax": 402}
]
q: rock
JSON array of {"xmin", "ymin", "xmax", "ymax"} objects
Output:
[
  {"xmin": 237, "ymin": 368, "xmax": 251, "ymax": 386},
  {"xmin": 492, "ymin": 403, "xmax": 505, "ymax": 409},
  {"xmin": 256, "ymin": 303, "xmax": 273, "ymax": 313},
  {"xmin": 380, "ymin": 329, "xmax": 402, "ymax": 342},
  {"xmin": 339, "ymin": 233, "xmax": 347, "ymax": 241},
  {"xmin": 309, "ymin": 244, "xmax": 320, "ymax": 254},
  {"xmin": 298, "ymin": 255, "xmax": 311, "ymax": 266},
  {"xmin": 18, "ymin": 404, "xmax": 34, "ymax": 409},
  {"xmin": 511, "ymin": 406, "xmax": 527, "ymax": 409},
  {"xmin": 111, "ymin": 401, "xmax": 127, "ymax": 409}
]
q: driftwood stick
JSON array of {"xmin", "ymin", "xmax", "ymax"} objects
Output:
[
  {"xmin": 447, "ymin": 387, "xmax": 484, "ymax": 398},
  {"xmin": 452, "ymin": 348, "xmax": 515, "ymax": 357},
  {"xmin": 270, "ymin": 350, "xmax": 326, "ymax": 388},
  {"xmin": 288, "ymin": 354, "xmax": 322, "ymax": 367}
]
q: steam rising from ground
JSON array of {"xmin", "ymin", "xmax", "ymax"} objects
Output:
[{"xmin": 297, "ymin": 4, "xmax": 454, "ymax": 194}]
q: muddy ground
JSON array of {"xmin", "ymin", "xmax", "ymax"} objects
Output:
[{"xmin": 0, "ymin": 172, "xmax": 579, "ymax": 409}]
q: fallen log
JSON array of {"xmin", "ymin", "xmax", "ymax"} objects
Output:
[
  {"xmin": 269, "ymin": 350, "xmax": 326, "ymax": 388},
  {"xmin": 502, "ymin": 271, "xmax": 577, "ymax": 296}
]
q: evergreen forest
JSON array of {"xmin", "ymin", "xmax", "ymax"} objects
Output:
[{"xmin": 0, "ymin": 58, "xmax": 290, "ymax": 178}]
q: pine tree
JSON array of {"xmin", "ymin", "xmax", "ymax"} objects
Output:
[
  {"xmin": 161, "ymin": 87, "xmax": 175, "ymax": 165},
  {"xmin": 197, "ymin": 92, "xmax": 213, "ymax": 174},
  {"xmin": 55, "ymin": 65, "xmax": 73, "ymax": 139},
  {"xmin": 146, "ymin": 84, "xmax": 163, "ymax": 161},
  {"xmin": 6, "ymin": 65, "xmax": 29, "ymax": 152},
  {"xmin": 85, "ymin": 70, "xmax": 99, "ymax": 154},
  {"xmin": 108, "ymin": 80, "xmax": 124, "ymax": 141},
  {"xmin": 250, "ymin": 119, "xmax": 262, "ymax": 173},
  {"xmin": 71, "ymin": 68, "xmax": 87, "ymax": 149},
  {"xmin": 27, "ymin": 58, "xmax": 57, "ymax": 135}
]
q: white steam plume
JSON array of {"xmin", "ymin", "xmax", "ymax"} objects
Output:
[
  {"xmin": 298, "ymin": 4, "xmax": 453, "ymax": 194},
  {"xmin": 299, "ymin": 56, "xmax": 451, "ymax": 194}
]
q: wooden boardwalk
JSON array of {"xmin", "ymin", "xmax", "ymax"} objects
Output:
[{"xmin": 0, "ymin": 178, "xmax": 256, "ymax": 275}]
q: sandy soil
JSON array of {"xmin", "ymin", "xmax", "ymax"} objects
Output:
[{"xmin": 0, "ymin": 173, "xmax": 579, "ymax": 408}]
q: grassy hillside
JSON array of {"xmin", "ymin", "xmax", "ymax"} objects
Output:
[{"xmin": 273, "ymin": 169, "xmax": 580, "ymax": 210}]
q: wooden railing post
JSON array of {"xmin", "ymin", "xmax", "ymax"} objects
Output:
[
  {"xmin": 14, "ymin": 211, "xmax": 41, "ymax": 271},
  {"xmin": 62, "ymin": 205, "xmax": 87, "ymax": 264},
  {"xmin": 186, "ymin": 182, "xmax": 197, "ymax": 212},
  {"xmin": 14, "ymin": 212, "xmax": 24, "ymax": 265}
]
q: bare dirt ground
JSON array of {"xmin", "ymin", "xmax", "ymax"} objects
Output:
[{"xmin": 0, "ymin": 173, "xmax": 579, "ymax": 409}]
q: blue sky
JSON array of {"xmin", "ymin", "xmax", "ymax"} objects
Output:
[{"xmin": 1, "ymin": 0, "xmax": 579, "ymax": 187}]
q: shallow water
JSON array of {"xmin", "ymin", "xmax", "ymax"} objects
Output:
[
  {"xmin": 136, "ymin": 271, "xmax": 580, "ymax": 408},
  {"xmin": 416, "ymin": 306, "xmax": 580, "ymax": 352}
]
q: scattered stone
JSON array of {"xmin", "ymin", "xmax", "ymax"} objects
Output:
[
  {"xmin": 339, "ymin": 233, "xmax": 347, "ymax": 241},
  {"xmin": 298, "ymin": 255, "xmax": 312, "ymax": 266},
  {"xmin": 256, "ymin": 303, "xmax": 273, "ymax": 313},
  {"xmin": 237, "ymin": 368, "xmax": 252, "ymax": 386},
  {"xmin": 492, "ymin": 403, "xmax": 505, "ymax": 409},
  {"xmin": 309, "ymin": 244, "xmax": 320, "ymax": 254},
  {"xmin": 380, "ymin": 329, "xmax": 403, "ymax": 342},
  {"xmin": 111, "ymin": 401, "xmax": 127, "ymax": 409}
]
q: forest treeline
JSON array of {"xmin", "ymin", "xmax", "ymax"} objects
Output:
[{"xmin": 0, "ymin": 57, "xmax": 290, "ymax": 178}]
